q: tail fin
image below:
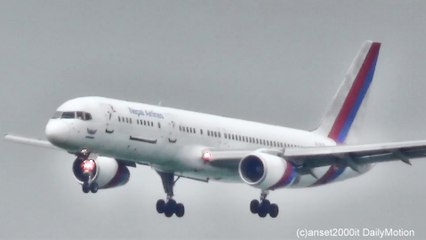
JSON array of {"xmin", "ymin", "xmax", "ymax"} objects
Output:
[{"xmin": 314, "ymin": 41, "xmax": 381, "ymax": 144}]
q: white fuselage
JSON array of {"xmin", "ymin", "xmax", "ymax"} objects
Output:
[{"xmin": 45, "ymin": 96, "xmax": 368, "ymax": 187}]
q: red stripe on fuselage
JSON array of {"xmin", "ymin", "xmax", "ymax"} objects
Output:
[
  {"xmin": 310, "ymin": 164, "xmax": 345, "ymax": 187},
  {"xmin": 269, "ymin": 161, "xmax": 295, "ymax": 190}
]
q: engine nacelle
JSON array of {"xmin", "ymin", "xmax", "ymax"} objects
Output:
[
  {"xmin": 73, "ymin": 156, "xmax": 130, "ymax": 189},
  {"xmin": 238, "ymin": 152, "xmax": 296, "ymax": 190}
]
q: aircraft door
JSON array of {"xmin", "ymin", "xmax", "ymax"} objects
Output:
[
  {"xmin": 221, "ymin": 128, "xmax": 229, "ymax": 148},
  {"xmin": 168, "ymin": 120, "xmax": 177, "ymax": 143},
  {"xmin": 104, "ymin": 104, "xmax": 116, "ymax": 134}
]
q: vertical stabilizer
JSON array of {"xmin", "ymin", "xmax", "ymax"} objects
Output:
[{"xmin": 314, "ymin": 41, "xmax": 381, "ymax": 144}]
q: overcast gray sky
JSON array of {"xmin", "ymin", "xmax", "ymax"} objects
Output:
[{"xmin": 1, "ymin": 1, "xmax": 426, "ymax": 239}]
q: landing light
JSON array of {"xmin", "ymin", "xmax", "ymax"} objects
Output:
[
  {"xmin": 81, "ymin": 159, "xmax": 96, "ymax": 173},
  {"xmin": 202, "ymin": 151, "xmax": 212, "ymax": 162}
]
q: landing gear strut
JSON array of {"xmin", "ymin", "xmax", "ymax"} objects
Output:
[
  {"xmin": 156, "ymin": 171, "xmax": 185, "ymax": 217},
  {"xmin": 250, "ymin": 190, "xmax": 279, "ymax": 218}
]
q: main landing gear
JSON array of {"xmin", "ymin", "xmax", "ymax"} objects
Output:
[
  {"xmin": 156, "ymin": 171, "xmax": 185, "ymax": 218},
  {"xmin": 250, "ymin": 190, "xmax": 279, "ymax": 218}
]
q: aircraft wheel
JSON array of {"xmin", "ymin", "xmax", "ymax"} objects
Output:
[
  {"xmin": 258, "ymin": 207, "xmax": 268, "ymax": 218},
  {"xmin": 164, "ymin": 206, "xmax": 174, "ymax": 217},
  {"xmin": 156, "ymin": 199, "xmax": 166, "ymax": 214},
  {"xmin": 175, "ymin": 203, "xmax": 185, "ymax": 217},
  {"xmin": 164, "ymin": 200, "xmax": 176, "ymax": 217},
  {"xmin": 262, "ymin": 199, "xmax": 270, "ymax": 208},
  {"xmin": 269, "ymin": 204, "xmax": 279, "ymax": 218},
  {"xmin": 82, "ymin": 182, "xmax": 90, "ymax": 193},
  {"xmin": 258, "ymin": 200, "xmax": 270, "ymax": 218},
  {"xmin": 250, "ymin": 199, "xmax": 259, "ymax": 214},
  {"xmin": 90, "ymin": 182, "xmax": 99, "ymax": 193}
]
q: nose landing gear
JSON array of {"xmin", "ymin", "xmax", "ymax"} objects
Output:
[{"xmin": 76, "ymin": 148, "xmax": 99, "ymax": 194}]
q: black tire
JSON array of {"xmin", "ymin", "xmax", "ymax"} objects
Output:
[
  {"xmin": 167, "ymin": 199, "xmax": 177, "ymax": 209},
  {"xmin": 250, "ymin": 199, "xmax": 259, "ymax": 214},
  {"xmin": 90, "ymin": 182, "xmax": 99, "ymax": 193},
  {"xmin": 258, "ymin": 207, "xmax": 268, "ymax": 218},
  {"xmin": 164, "ymin": 200, "xmax": 176, "ymax": 217},
  {"xmin": 164, "ymin": 205, "xmax": 174, "ymax": 217},
  {"xmin": 269, "ymin": 204, "xmax": 279, "ymax": 218},
  {"xmin": 258, "ymin": 201, "xmax": 270, "ymax": 218},
  {"xmin": 175, "ymin": 203, "xmax": 185, "ymax": 217},
  {"xmin": 263, "ymin": 199, "xmax": 270, "ymax": 208},
  {"xmin": 82, "ymin": 182, "xmax": 90, "ymax": 193},
  {"xmin": 156, "ymin": 199, "xmax": 166, "ymax": 214}
]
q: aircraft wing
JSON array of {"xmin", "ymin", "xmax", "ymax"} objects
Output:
[
  {"xmin": 206, "ymin": 140, "xmax": 426, "ymax": 170},
  {"xmin": 4, "ymin": 134, "xmax": 58, "ymax": 150},
  {"xmin": 284, "ymin": 140, "xmax": 426, "ymax": 169}
]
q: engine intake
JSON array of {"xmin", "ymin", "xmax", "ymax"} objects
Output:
[{"xmin": 239, "ymin": 155, "xmax": 265, "ymax": 184}]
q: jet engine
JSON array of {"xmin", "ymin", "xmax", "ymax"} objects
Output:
[
  {"xmin": 73, "ymin": 156, "xmax": 130, "ymax": 193},
  {"xmin": 238, "ymin": 152, "xmax": 296, "ymax": 190}
]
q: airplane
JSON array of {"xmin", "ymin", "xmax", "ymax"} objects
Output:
[{"xmin": 5, "ymin": 40, "xmax": 426, "ymax": 218}]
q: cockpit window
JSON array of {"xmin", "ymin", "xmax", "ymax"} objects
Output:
[
  {"xmin": 84, "ymin": 113, "xmax": 92, "ymax": 120},
  {"xmin": 61, "ymin": 112, "xmax": 76, "ymax": 119},
  {"xmin": 76, "ymin": 111, "xmax": 84, "ymax": 120},
  {"xmin": 51, "ymin": 111, "xmax": 62, "ymax": 119},
  {"xmin": 51, "ymin": 111, "xmax": 93, "ymax": 121}
]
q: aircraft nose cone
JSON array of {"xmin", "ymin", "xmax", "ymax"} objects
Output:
[{"xmin": 45, "ymin": 120, "xmax": 69, "ymax": 146}]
